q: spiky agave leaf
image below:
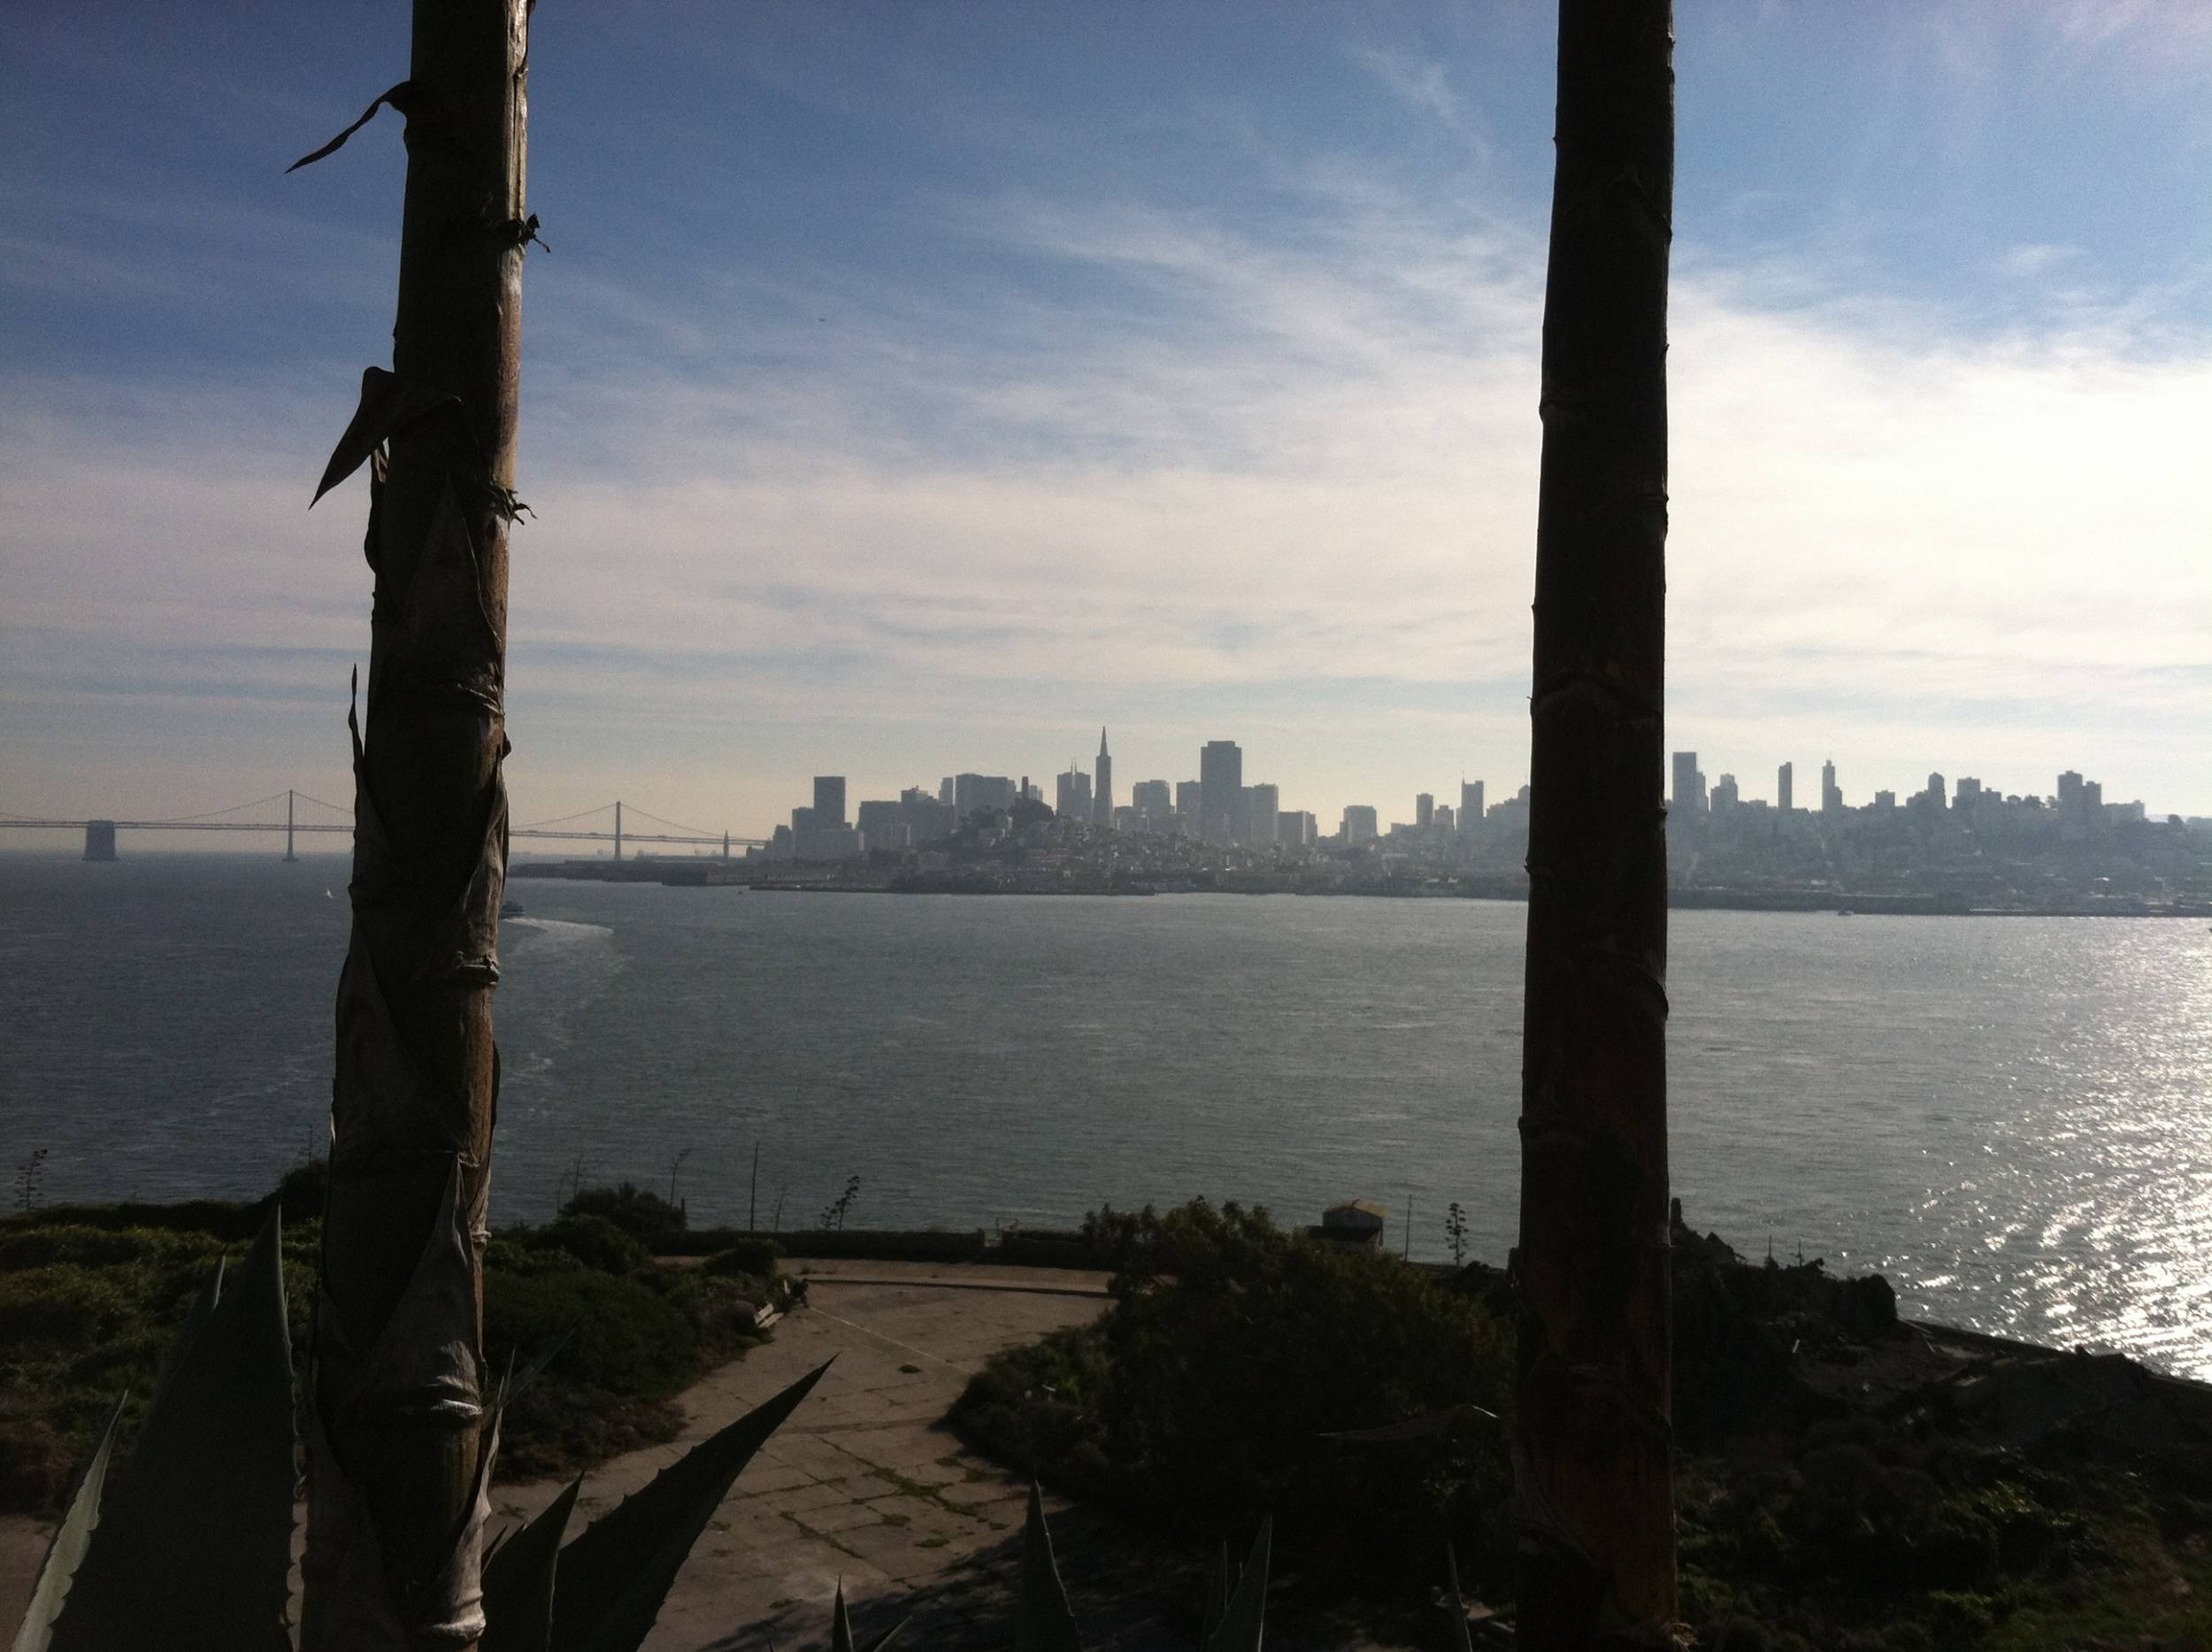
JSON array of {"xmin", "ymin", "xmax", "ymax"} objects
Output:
[
  {"xmin": 482, "ymin": 1479, "xmax": 580, "ymax": 1652},
  {"xmin": 10, "ymin": 1400, "xmax": 122, "ymax": 1652},
  {"xmin": 1199, "ymin": 1541, "xmax": 1233, "ymax": 1647},
  {"xmin": 1199, "ymin": 1518, "xmax": 1271, "ymax": 1652},
  {"xmin": 828, "ymin": 1579, "xmax": 909, "ymax": 1652},
  {"xmin": 1015, "ymin": 1483, "xmax": 1082, "ymax": 1652},
  {"xmin": 548, "ymin": 1360, "xmax": 833, "ymax": 1652},
  {"xmin": 50, "ymin": 1210, "xmax": 295, "ymax": 1652}
]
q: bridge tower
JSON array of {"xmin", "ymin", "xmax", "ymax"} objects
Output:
[
  {"xmin": 613, "ymin": 800, "xmax": 623, "ymax": 861},
  {"xmin": 723, "ymin": 830, "xmax": 730, "ymax": 858},
  {"xmin": 283, "ymin": 789, "xmax": 298, "ymax": 862},
  {"xmin": 83, "ymin": 820, "xmax": 118, "ymax": 862}
]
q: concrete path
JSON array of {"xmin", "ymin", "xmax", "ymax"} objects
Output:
[
  {"xmin": 1, "ymin": 1258, "xmax": 1414, "ymax": 1647},
  {"xmin": 491, "ymin": 1256, "xmax": 1162, "ymax": 1650}
]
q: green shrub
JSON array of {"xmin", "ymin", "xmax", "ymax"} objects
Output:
[
  {"xmin": 560, "ymin": 1182, "xmax": 685, "ymax": 1241},
  {"xmin": 703, "ymin": 1238, "xmax": 781, "ymax": 1279},
  {"xmin": 956, "ymin": 1198, "xmax": 1515, "ymax": 1597},
  {"xmin": 484, "ymin": 1269, "xmax": 698, "ymax": 1397},
  {"xmin": 519, "ymin": 1214, "xmax": 651, "ymax": 1275}
]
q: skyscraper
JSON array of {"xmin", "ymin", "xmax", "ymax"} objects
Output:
[
  {"xmin": 813, "ymin": 775, "xmax": 847, "ymax": 828},
  {"xmin": 1248, "ymin": 783, "xmax": 1279, "ymax": 849},
  {"xmin": 1175, "ymin": 780, "xmax": 1201, "ymax": 832},
  {"xmin": 1671, "ymin": 751, "xmax": 1706, "ymax": 816},
  {"xmin": 1777, "ymin": 762, "xmax": 1793, "ymax": 814},
  {"xmin": 1340, "ymin": 804, "xmax": 1379, "ymax": 846},
  {"xmin": 1416, "ymin": 792, "xmax": 1434, "ymax": 830},
  {"xmin": 1093, "ymin": 727, "xmax": 1113, "ymax": 829},
  {"xmin": 1461, "ymin": 780, "xmax": 1485, "ymax": 829},
  {"xmin": 1055, "ymin": 766, "xmax": 1092, "ymax": 820},
  {"xmin": 1200, "ymin": 740, "xmax": 1242, "ymax": 845},
  {"xmin": 1821, "ymin": 760, "xmax": 1841, "ymax": 815}
]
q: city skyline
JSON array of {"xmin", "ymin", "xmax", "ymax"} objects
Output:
[{"xmin": 5, "ymin": 6, "xmax": 2209, "ymax": 826}]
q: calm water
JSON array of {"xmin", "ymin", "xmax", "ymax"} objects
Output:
[{"xmin": 4, "ymin": 853, "xmax": 2209, "ymax": 1376}]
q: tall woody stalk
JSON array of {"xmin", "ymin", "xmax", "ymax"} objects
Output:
[
  {"xmin": 300, "ymin": 2, "xmax": 532, "ymax": 1644},
  {"xmin": 1514, "ymin": 1, "xmax": 1676, "ymax": 1647}
]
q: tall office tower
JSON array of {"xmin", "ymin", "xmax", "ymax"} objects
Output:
[
  {"xmin": 1925, "ymin": 772, "xmax": 1947, "ymax": 811},
  {"xmin": 1821, "ymin": 759, "xmax": 1841, "ymax": 815},
  {"xmin": 1777, "ymin": 762, "xmax": 1793, "ymax": 814},
  {"xmin": 1711, "ymin": 773, "xmax": 1740, "ymax": 814},
  {"xmin": 1094, "ymin": 728, "xmax": 1114, "ymax": 829},
  {"xmin": 1435, "ymin": 804, "xmax": 1455, "ymax": 832},
  {"xmin": 939, "ymin": 776, "xmax": 955, "ymax": 808},
  {"xmin": 1671, "ymin": 751, "xmax": 1706, "ymax": 816},
  {"xmin": 1278, "ymin": 811, "xmax": 1317, "ymax": 849},
  {"xmin": 1248, "ymin": 783, "xmax": 1279, "ymax": 849},
  {"xmin": 1340, "ymin": 804, "xmax": 1379, "ymax": 846},
  {"xmin": 1175, "ymin": 779, "xmax": 1202, "ymax": 831},
  {"xmin": 1200, "ymin": 740, "xmax": 1243, "ymax": 845},
  {"xmin": 1131, "ymin": 779, "xmax": 1171, "ymax": 815},
  {"xmin": 953, "ymin": 773, "xmax": 1015, "ymax": 820},
  {"xmin": 814, "ymin": 776, "xmax": 847, "ymax": 828},
  {"xmin": 1461, "ymin": 780, "xmax": 1485, "ymax": 828},
  {"xmin": 1416, "ymin": 792, "xmax": 1434, "ymax": 830},
  {"xmin": 1055, "ymin": 767, "xmax": 1092, "ymax": 820},
  {"xmin": 1955, "ymin": 777, "xmax": 1983, "ymax": 814}
]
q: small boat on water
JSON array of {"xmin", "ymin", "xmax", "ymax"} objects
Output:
[{"xmin": 500, "ymin": 900, "xmax": 525, "ymax": 918}]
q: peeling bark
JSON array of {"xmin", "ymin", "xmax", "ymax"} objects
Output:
[
  {"xmin": 304, "ymin": 4, "xmax": 530, "ymax": 1646},
  {"xmin": 1513, "ymin": 2, "xmax": 1678, "ymax": 1647}
]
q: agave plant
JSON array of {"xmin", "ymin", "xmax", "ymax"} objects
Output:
[
  {"xmin": 12, "ymin": 1215, "xmax": 835, "ymax": 1652},
  {"xmin": 12, "ymin": 1218, "xmax": 1276, "ymax": 1651}
]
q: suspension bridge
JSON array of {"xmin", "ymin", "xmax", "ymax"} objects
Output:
[{"xmin": 0, "ymin": 793, "xmax": 764, "ymax": 861}]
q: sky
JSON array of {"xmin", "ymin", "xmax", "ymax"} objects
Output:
[{"xmin": 4, "ymin": 1, "xmax": 2209, "ymax": 844}]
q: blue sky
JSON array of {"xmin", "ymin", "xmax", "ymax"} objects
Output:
[{"xmin": 4, "ymin": 1, "xmax": 2208, "ymax": 837}]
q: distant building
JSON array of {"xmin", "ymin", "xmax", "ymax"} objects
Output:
[
  {"xmin": 1435, "ymin": 804, "xmax": 1455, "ymax": 831},
  {"xmin": 1094, "ymin": 728, "xmax": 1114, "ymax": 829},
  {"xmin": 953, "ymin": 773, "xmax": 1015, "ymax": 820},
  {"xmin": 1925, "ymin": 772, "xmax": 1947, "ymax": 811},
  {"xmin": 791, "ymin": 825, "xmax": 860, "ymax": 860},
  {"xmin": 899, "ymin": 787, "xmax": 955, "ymax": 842},
  {"xmin": 1055, "ymin": 766, "xmax": 1093, "ymax": 821},
  {"xmin": 1311, "ymin": 1200, "xmax": 1387, "ymax": 1253},
  {"xmin": 1201, "ymin": 741, "xmax": 1243, "ymax": 845},
  {"xmin": 1416, "ymin": 792, "xmax": 1434, "ymax": 830},
  {"xmin": 1821, "ymin": 760, "xmax": 1841, "ymax": 815},
  {"xmin": 1710, "ymin": 773, "xmax": 1740, "ymax": 815},
  {"xmin": 1175, "ymin": 779, "xmax": 1202, "ymax": 833},
  {"xmin": 1341, "ymin": 804, "xmax": 1379, "ymax": 846},
  {"xmin": 1778, "ymin": 762, "xmax": 1794, "ymax": 815},
  {"xmin": 790, "ymin": 805, "xmax": 819, "ymax": 835},
  {"xmin": 1278, "ymin": 811, "xmax": 1317, "ymax": 849},
  {"xmin": 1671, "ymin": 751, "xmax": 1706, "ymax": 817},
  {"xmin": 1955, "ymin": 777, "xmax": 1984, "ymax": 813},
  {"xmin": 855, "ymin": 799, "xmax": 909, "ymax": 852},
  {"xmin": 813, "ymin": 776, "xmax": 847, "ymax": 828},
  {"xmin": 1873, "ymin": 789, "xmax": 1897, "ymax": 810},
  {"xmin": 1248, "ymin": 783, "xmax": 1279, "ymax": 849},
  {"xmin": 1460, "ymin": 780, "xmax": 1485, "ymax": 832}
]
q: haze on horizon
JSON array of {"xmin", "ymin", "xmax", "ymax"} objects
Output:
[{"xmin": 4, "ymin": 1, "xmax": 2208, "ymax": 840}]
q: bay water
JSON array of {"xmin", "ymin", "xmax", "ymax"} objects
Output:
[{"xmin": 4, "ymin": 852, "xmax": 2208, "ymax": 1377}]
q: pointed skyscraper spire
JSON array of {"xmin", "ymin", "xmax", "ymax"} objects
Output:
[{"xmin": 1099, "ymin": 726, "xmax": 1110, "ymax": 757}]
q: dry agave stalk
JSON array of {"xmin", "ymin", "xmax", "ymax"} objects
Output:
[
  {"xmin": 280, "ymin": 0, "xmax": 534, "ymax": 1640},
  {"xmin": 1515, "ymin": 0, "xmax": 1680, "ymax": 1647}
]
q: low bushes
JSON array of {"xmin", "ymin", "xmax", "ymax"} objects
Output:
[
  {"xmin": 954, "ymin": 1199, "xmax": 1516, "ymax": 1599},
  {"xmin": 0, "ymin": 1185, "xmax": 775, "ymax": 1514},
  {"xmin": 559, "ymin": 1182, "xmax": 686, "ymax": 1241}
]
